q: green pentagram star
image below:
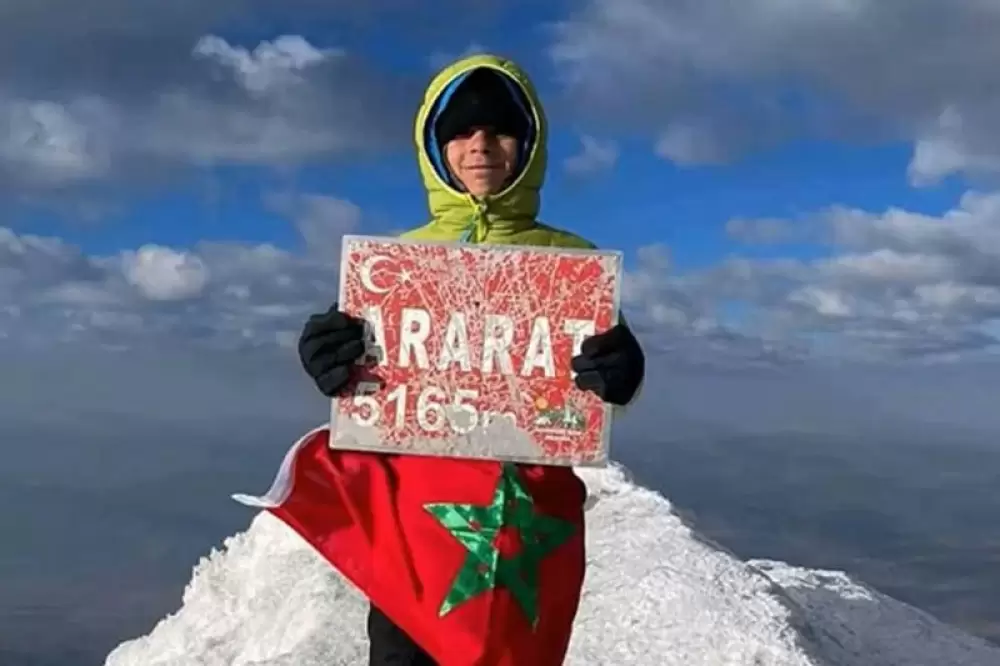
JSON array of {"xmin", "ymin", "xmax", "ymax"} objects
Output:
[{"xmin": 423, "ymin": 463, "xmax": 577, "ymax": 625}]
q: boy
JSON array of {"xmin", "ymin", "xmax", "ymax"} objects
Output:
[{"xmin": 298, "ymin": 54, "xmax": 645, "ymax": 665}]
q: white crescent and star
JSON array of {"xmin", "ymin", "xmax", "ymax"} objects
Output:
[{"xmin": 359, "ymin": 255, "xmax": 394, "ymax": 294}]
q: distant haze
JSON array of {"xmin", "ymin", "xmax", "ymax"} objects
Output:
[{"xmin": 3, "ymin": 344, "xmax": 1000, "ymax": 663}]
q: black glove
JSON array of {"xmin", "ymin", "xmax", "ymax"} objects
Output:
[
  {"xmin": 297, "ymin": 303, "xmax": 367, "ymax": 397},
  {"xmin": 571, "ymin": 323, "xmax": 645, "ymax": 406}
]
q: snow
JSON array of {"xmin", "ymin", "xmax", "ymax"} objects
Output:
[{"xmin": 104, "ymin": 459, "xmax": 1000, "ymax": 666}]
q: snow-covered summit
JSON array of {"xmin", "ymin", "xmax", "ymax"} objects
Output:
[{"xmin": 105, "ymin": 461, "xmax": 1000, "ymax": 666}]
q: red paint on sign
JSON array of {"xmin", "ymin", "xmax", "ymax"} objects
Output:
[{"xmin": 331, "ymin": 235, "xmax": 621, "ymax": 466}]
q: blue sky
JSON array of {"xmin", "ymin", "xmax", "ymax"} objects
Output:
[{"xmin": 17, "ymin": 136, "xmax": 968, "ymax": 269}]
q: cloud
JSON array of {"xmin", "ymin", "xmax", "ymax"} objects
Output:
[
  {"xmin": 0, "ymin": 97, "xmax": 116, "ymax": 184},
  {"xmin": 122, "ymin": 246, "xmax": 210, "ymax": 301},
  {"xmin": 725, "ymin": 217, "xmax": 807, "ymax": 245},
  {"xmin": 192, "ymin": 35, "xmax": 340, "ymax": 97},
  {"xmin": 142, "ymin": 35, "xmax": 403, "ymax": 166},
  {"xmin": 0, "ymin": 194, "xmax": 355, "ymax": 350},
  {"xmin": 264, "ymin": 192, "xmax": 363, "ymax": 257},
  {"xmin": 549, "ymin": 0, "xmax": 1000, "ymax": 184},
  {"xmin": 628, "ymin": 190, "xmax": 1000, "ymax": 363},
  {"xmin": 564, "ymin": 135, "xmax": 618, "ymax": 175},
  {"xmin": 0, "ymin": 2, "xmax": 418, "ymax": 200},
  {"xmin": 5, "ymin": 181, "xmax": 1000, "ymax": 366},
  {"xmin": 428, "ymin": 42, "xmax": 489, "ymax": 71}
]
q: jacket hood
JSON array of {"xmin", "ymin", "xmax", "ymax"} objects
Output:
[{"xmin": 414, "ymin": 54, "xmax": 546, "ymax": 237}]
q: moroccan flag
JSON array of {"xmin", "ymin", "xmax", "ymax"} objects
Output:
[{"xmin": 234, "ymin": 425, "xmax": 587, "ymax": 666}]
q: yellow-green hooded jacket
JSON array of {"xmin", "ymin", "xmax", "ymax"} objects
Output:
[{"xmin": 400, "ymin": 54, "xmax": 596, "ymax": 249}]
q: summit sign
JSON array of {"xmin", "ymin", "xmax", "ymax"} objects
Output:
[{"xmin": 330, "ymin": 235, "xmax": 622, "ymax": 466}]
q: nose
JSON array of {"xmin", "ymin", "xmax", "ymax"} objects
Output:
[{"xmin": 466, "ymin": 127, "xmax": 495, "ymax": 152}]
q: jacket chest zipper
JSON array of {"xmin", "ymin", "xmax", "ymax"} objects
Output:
[{"xmin": 460, "ymin": 199, "xmax": 490, "ymax": 244}]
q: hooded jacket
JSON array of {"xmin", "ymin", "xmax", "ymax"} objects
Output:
[{"xmin": 400, "ymin": 54, "xmax": 596, "ymax": 249}]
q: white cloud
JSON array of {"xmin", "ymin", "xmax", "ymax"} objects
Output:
[
  {"xmin": 564, "ymin": 135, "xmax": 618, "ymax": 174},
  {"xmin": 0, "ymin": 189, "xmax": 371, "ymax": 350},
  {"xmin": 265, "ymin": 192, "xmax": 362, "ymax": 257},
  {"xmin": 907, "ymin": 107, "xmax": 1000, "ymax": 187},
  {"xmin": 192, "ymin": 35, "xmax": 340, "ymax": 97},
  {"xmin": 0, "ymin": 227, "xmax": 340, "ymax": 351},
  {"xmin": 655, "ymin": 122, "xmax": 732, "ymax": 166},
  {"xmin": 122, "ymin": 246, "xmax": 210, "ymax": 301},
  {"xmin": 550, "ymin": 0, "xmax": 1000, "ymax": 183},
  {"xmin": 428, "ymin": 42, "xmax": 488, "ymax": 71},
  {"xmin": 623, "ymin": 190, "xmax": 1000, "ymax": 362},
  {"xmin": 0, "ymin": 26, "xmax": 410, "ymax": 196},
  {"xmin": 788, "ymin": 285, "xmax": 853, "ymax": 318},
  {"xmin": 726, "ymin": 217, "xmax": 804, "ymax": 245},
  {"xmin": 0, "ymin": 96, "xmax": 116, "ymax": 184}
]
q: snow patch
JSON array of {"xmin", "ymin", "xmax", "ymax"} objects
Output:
[
  {"xmin": 751, "ymin": 561, "xmax": 998, "ymax": 666},
  {"xmin": 105, "ymin": 461, "xmax": 1000, "ymax": 666}
]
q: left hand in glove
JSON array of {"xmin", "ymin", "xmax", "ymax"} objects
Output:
[{"xmin": 571, "ymin": 322, "xmax": 645, "ymax": 406}]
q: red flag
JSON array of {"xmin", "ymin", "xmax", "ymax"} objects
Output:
[{"xmin": 236, "ymin": 426, "xmax": 587, "ymax": 666}]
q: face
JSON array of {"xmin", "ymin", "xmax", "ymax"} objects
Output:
[{"xmin": 443, "ymin": 127, "xmax": 519, "ymax": 197}]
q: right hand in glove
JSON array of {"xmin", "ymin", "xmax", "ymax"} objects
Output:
[{"xmin": 297, "ymin": 303, "xmax": 367, "ymax": 397}]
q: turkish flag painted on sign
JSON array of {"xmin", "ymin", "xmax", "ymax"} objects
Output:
[{"xmin": 242, "ymin": 426, "xmax": 587, "ymax": 666}]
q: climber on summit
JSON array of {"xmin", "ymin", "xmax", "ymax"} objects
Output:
[{"xmin": 297, "ymin": 54, "xmax": 646, "ymax": 666}]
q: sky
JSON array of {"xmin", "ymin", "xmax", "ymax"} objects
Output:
[{"xmin": 4, "ymin": 0, "xmax": 1000, "ymax": 437}]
